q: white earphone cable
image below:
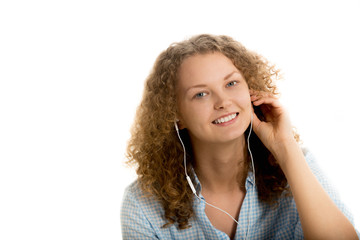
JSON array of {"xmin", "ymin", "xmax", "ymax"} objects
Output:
[
  {"xmin": 246, "ymin": 113, "xmax": 254, "ymax": 238},
  {"xmin": 175, "ymin": 124, "xmax": 241, "ymax": 224},
  {"xmin": 175, "ymin": 113, "xmax": 255, "ymax": 235}
]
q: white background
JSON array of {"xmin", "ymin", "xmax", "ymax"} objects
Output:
[{"xmin": 1, "ymin": 0, "xmax": 359, "ymax": 239}]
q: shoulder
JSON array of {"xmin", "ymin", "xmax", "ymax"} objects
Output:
[
  {"xmin": 302, "ymin": 147, "xmax": 338, "ymax": 191},
  {"xmin": 301, "ymin": 147, "xmax": 338, "ymax": 199},
  {"xmin": 121, "ymin": 179, "xmax": 166, "ymax": 239},
  {"xmin": 302, "ymin": 147, "xmax": 328, "ymax": 181},
  {"xmin": 301, "ymin": 147, "xmax": 356, "ymax": 225},
  {"xmin": 121, "ymin": 180, "xmax": 144, "ymax": 214},
  {"xmin": 121, "ymin": 180, "xmax": 144, "ymax": 222},
  {"xmin": 121, "ymin": 179, "xmax": 164, "ymax": 217},
  {"xmin": 122, "ymin": 179, "xmax": 143, "ymax": 201},
  {"xmin": 302, "ymin": 147, "xmax": 315, "ymax": 164}
]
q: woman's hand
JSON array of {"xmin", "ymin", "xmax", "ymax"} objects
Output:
[
  {"xmin": 250, "ymin": 90, "xmax": 295, "ymax": 160},
  {"xmin": 250, "ymin": 90, "xmax": 358, "ymax": 239}
]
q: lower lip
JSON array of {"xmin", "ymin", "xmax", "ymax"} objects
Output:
[{"xmin": 213, "ymin": 114, "xmax": 238, "ymax": 127}]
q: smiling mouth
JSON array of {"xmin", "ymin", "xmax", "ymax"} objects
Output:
[{"xmin": 212, "ymin": 113, "xmax": 239, "ymax": 124}]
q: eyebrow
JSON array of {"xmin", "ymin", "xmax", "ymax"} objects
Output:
[{"xmin": 185, "ymin": 71, "xmax": 241, "ymax": 94}]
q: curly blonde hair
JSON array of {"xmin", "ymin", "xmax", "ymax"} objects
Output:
[{"xmin": 126, "ymin": 34, "xmax": 296, "ymax": 229}]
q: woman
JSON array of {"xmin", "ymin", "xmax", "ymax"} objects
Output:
[{"xmin": 121, "ymin": 34, "xmax": 358, "ymax": 239}]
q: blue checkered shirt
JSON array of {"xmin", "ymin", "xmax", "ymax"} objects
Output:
[{"xmin": 121, "ymin": 149, "xmax": 359, "ymax": 239}]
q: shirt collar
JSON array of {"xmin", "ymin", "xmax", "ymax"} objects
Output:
[{"xmin": 189, "ymin": 167, "xmax": 255, "ymax": 194}]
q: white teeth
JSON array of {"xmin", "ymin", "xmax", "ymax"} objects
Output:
[{"xmin": 214, "ymin": 113, "xmax": 237, "ymax": 124}]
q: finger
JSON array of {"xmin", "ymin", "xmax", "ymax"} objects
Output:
[
  {"xmin": 252, "ymin": 97, "xmax": 281, "ymax": 107},
  {"xmin": 251, "ymin": 111, "xmax": 266, "ymax": 139},
  {"xmin": 250, "ymin": 91, "xmax": 270, "ymax": 101},
  {"xmin": 252, "ymin": 111, "xmax": 261, "ymax": 129},
  {"xmin": 249, "ymin": 89, "xmax": 262, "ymax": 98},
  {"xmin": 249, "ymin": 90, "xmax": 261, "ymax": 98},
  {"xmin": 250, "ymin": 94, "xmax": 260, "ymax": 102}
]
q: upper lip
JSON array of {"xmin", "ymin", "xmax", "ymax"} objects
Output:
[{"xmin": 212, "ymin": 112, "xmax": 238, "ymax": 123}]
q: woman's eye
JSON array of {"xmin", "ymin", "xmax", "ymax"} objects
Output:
[
  {"xmin": 195, "ymin": 92, "xmax": 207, "ymax": 98},
  {"xmin": 226, "ymin": 81, "xmax": 238, "ymax": 87}
]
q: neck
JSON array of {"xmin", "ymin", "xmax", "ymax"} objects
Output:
[{"xmin": 191, "ymin": 136, "xmax": 248, "ymax": 194}]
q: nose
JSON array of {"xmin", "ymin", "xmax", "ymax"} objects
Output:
[{"xmin": 214, "ymin": 91, "xmax": 231, "ymax": 110}]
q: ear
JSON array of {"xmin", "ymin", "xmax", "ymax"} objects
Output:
[{"xmin": 175, "ymin": 118, "xmax": 186, "ymax": 130}]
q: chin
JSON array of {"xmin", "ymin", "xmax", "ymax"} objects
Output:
[
  {"xmin": 213, "ymin": 129, "xmax": 245, "ymax": 143},
  {"xmin": 190, "ymin": 124, "xmax": 248, "ymax": 144}
]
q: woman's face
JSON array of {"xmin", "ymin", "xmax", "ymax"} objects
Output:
[{"xmin": 176, "ymin": 52, "xmax": 252, "ymax": 144}]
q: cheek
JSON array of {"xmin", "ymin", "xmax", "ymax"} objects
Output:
[
  {"xmin": 235, "ymin": 91, "xmax": 251, "ymax": 108},
  {"xmin": 182, "ymin": 104, "xmax": 208, "ymax": 124}
]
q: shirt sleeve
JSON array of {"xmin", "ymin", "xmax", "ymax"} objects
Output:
[
  {"xmin": 120, "ymin": 184, "xmax": 159, "ymax": 240},
  {"xmin": 303, "ymin": 148, "xmax": 360, "ymax": 239}
]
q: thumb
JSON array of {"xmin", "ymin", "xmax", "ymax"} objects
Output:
[
  {"xmin": 251, "ymin": 111, "xmax": 262, "ymax": 135},
  {"xmin": 251, "ymin": 111, "xmax": 270, "ymax": 146}
]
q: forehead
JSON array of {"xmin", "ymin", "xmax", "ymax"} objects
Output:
[{"xmin": 177, "ymin": 52, "xmax": 238, "ymax": 88}]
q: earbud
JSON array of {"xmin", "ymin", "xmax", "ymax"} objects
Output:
[{"xmin": 174, "ymin": 119, "xmax": 180, "ymax": 131}]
